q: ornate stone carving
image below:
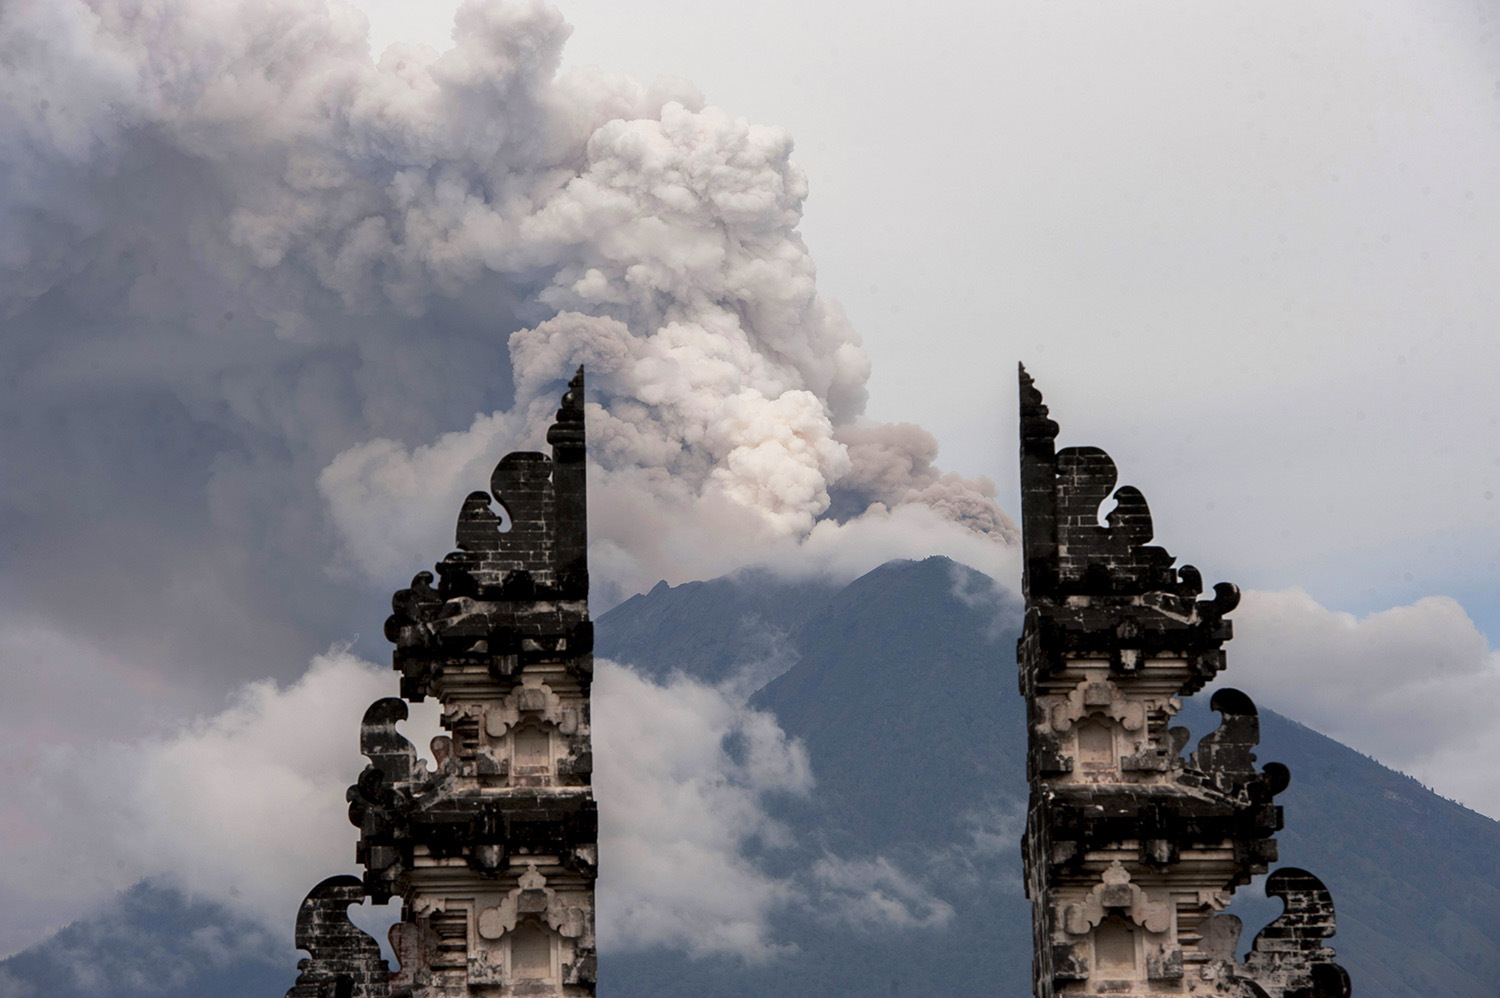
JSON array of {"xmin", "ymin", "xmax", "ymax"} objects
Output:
[
  {"xmin": 1063, "ymin": 861, "xmax": 1172, "ymax": 935},
  {"xmin": 285, "ymin": 876, "xmax": 390, "ymax": 998},
  {"xmin": 1017, "ymin": 365, "xmax": 1348, "ymax": 997},
  {"xmin": 289, "ymin": 369, "xmax": 596, "ymax": 998}
]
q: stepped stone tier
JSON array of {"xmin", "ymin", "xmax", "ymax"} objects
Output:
[
  {"xmin": 1016, "ymin": 366, "xmax": 1350, "ymax": 998},
  {"xmin": 287, "ymin": 368, "xmax": 596, "ymax": 998}
]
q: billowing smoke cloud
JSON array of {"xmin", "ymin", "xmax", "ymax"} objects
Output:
[
  {"xmin": 833, "ymin": 422, "xmax": 1011, "ymax": 538},
  {"xmin": 309, "ymin": 52, "xmax": 1022, "ymax": 595},
  {"xmin": 0, "ymin": 0, "xmax": 1013, "ymax": 715},
  {"xmin": 1217, "ymin": 588, "xmax": 1500, "ymax": 817},
  {"xmin": 0, "ymin": 0, "xmax": 1008, "ymax": 961}
]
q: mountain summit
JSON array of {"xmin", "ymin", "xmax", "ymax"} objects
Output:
[{"xmin": 597, "ymin": 557, "xmax": 1500, "ymax": 997}]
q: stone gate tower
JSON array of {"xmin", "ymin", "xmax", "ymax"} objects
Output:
[
  {"xmin": 287, "ymin": 368, "xmax": 596, "ymax": 998},
  {"xmin": 1017, "ymin": 365, "xmax": 1349, "ymax": 998}
]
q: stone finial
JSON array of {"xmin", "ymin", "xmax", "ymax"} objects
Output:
[
  {"xmin": 285, "ymin": 876, "xmax": 390, "ymax": 998},
  {"xmin": 1019, "ymin": 362, "xmax": 1060, "ymax": 446},
  {"xmin": 545, "ymin": 366, "xmax": 586, "ymax": 457},
  {"xmin": 1240, "ymin": 868, "xmax": 1352, "ymax": 998},
  {"xmin": 1189, "ymin": 688, "xmax": 1291, "ymax": 801},
  {"xmin": 1019, "ymin": 363, "xmax": 1060, "ymax": 598}
]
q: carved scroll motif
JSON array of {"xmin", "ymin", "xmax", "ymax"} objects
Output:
[
  {"xmin": 1241, "ymin": 869, "xmax": 1351, "ymax": 998},
  {"xmin": 285, "ymin": 876, "xmax": 390, "ymax": 998},
  {"xmin": 1189, "ymin": 688, "xmax": 1291, "ymax": 801}
]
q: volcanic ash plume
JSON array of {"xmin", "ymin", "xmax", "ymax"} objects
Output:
[
  {"xmin": 2, "ymin": 0, "xmax": 1015, "ymax": 609},
  {"xmin": 299, "ymin": 0, "xmax": 1016, "ymax": 596}
]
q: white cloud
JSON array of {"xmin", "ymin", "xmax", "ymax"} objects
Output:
[
  {"xmin": 593, "ymin": 659, "xmax": 811, "ymax": 959},
  {"xmin": 1216, "ymin": 588, "xmax": 1500, "ymax": 818},
  {"xmin": 0, "ymin": 650, "xmax": 817, "ymax": 962},
  {"xmin": 808, "ymin": 855, "xmax": 955, "ymax": 931},
  {"xmin": 0, "ymin": 622, "xmax": 202, "ymax": 747},
  {"xmin": 318, "ymin": 410, "xmax": 520, "ymax": 582},
  {"xmin": 0, "ymin": 649, "xmax": 392, "ymax": 954}
]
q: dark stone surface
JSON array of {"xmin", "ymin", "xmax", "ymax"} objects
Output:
[
  {"xmin": 1242, "ymin": 869, "xmax": 1352, "ymax": 998},
  {"xmin": 285, "ymin": 876, "xmax": 390, "ymax": 998},
  {"xmin": 384, "ymin": 369, "xmax": 592, "ymax": 703}
]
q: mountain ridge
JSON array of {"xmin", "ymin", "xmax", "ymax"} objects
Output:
[
  {"xmin": 4, "ymin": 556, "xmax": 1496, "ymax": 997},
  {"xmin": 598, "ymin": 556, "xmax": 1500, "ymax": 997}
]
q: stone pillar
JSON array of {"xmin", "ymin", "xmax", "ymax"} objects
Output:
[
  {"xmin": 289, "ymin": 369, "xmax": 596, "ymax": 998},
  {"xmin": 1016, "ymin": 365, "xmax": 1349, "ymax": 998}
]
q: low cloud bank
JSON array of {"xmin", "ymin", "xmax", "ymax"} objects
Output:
[
  {"xmin": 1222, "ymin": 588, "xmax": 1500, "ymax": 818},
  {"xmin": 6, "ymin": 583, "xmax": 1492, "ymax": 965},
  {"xmin": 0, "ymin": 647, "xmax": 952, "ymax": 962},
  {"xmin": 593, "ymin": 660, "xmax": 810, "ymax": 958},
  {"xmin": 0, "ymin": 650, "xmax": 390, "ymax": 956}
]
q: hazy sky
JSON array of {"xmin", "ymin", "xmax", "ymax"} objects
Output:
[
  {"xmin": 1, "ymin": 0, "xmax": 1496, "ymax": 963},
  {"xmin": 361, "ymin": 0, "xmax": 1500, "ymax": 630}
]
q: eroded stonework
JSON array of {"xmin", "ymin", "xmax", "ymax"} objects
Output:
[
  {"xmin": 1017, "ymin": 365, "xmax": 1350, "ymax": 998},
  {"xmin": 289, "ymin": 369, "xmax": 595, "ymax": 998}
]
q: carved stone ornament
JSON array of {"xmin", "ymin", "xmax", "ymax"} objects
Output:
[
  {"xmin": 1063, "ymin": 861, "xmax": 1172, "ymax": 935},
  {"xmin": 287, "ymin": 369, "xmax": 596, "ymax": 998},
  {"xmin": 1017, "ymin": 364, "xmax": 1348, "ymax": 998}
]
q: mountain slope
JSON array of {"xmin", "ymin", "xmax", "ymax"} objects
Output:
[
  {"xmin": 1244, "ymin": 709, "xmax": 1500, "ymax": 997},
  {"xmin": 5, "ymin": 557, "xmax": 1497, "ymax": 997},
  {"xmin": 603, "ymin": 556, "xmax": 1032, "ymax": 996},
  {"xmin": 0, "ymin": 881, "xmax": 288, "ymax": 998},
  {"xmin": 597, "ymin": 569, "xmax": 842, "ymax": 686},
  {"xmin": 747, "ymin": 557, "xmax": 1027, "ymax": 852},
  {"xmin": 602, "ymin": 557, "xmax": 1500, "ymax": 997}
]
